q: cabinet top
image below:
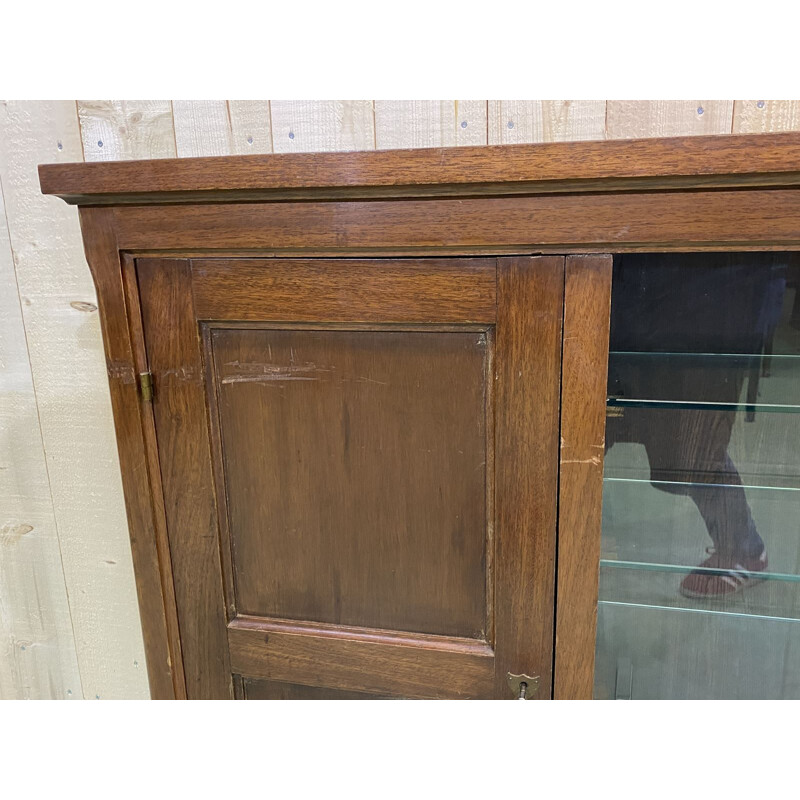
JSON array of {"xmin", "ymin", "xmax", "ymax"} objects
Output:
[{"xmin": 39, "ymin": 132, "xmax": 800, "ymax": 206}]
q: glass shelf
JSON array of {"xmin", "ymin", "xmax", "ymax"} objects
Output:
[
  {"xmin": 596, "ymin": 251, "xmax": 800, "ymax": 699},
  {"xmin": 609, "ymin": 351, "xmax": 800, "ymax": 409},
  {"xmin": 603, "ymin": 406, "xmax": 800, "ymax": 488},
  {"xmin": 607, "ymin": 398, "xmax": 800, "ymax": 414},
  {"xmin": 594, "ymin": 600, "xmax": 800, "ymax": 700}
]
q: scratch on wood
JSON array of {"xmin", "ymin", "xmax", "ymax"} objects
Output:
[
  {"xmin": 221, "ymin": 359, "xmax": 332, "ymax": 384},
  {"xmin": 221, "ymin": 360, "xmax": 388, "ymax": 387},
  {"xmin": 560, "ymin": 455, "xmax": 602, "ymax": 466},
  {"xmin": 221, "ymin": 374, "xmax": 319, "ymax": 384},
  {"xmin": 106, "ymin": 360, "xmax": 136, "ymax": 384},
  {"xmin": 354, "ymin": 376, "xmax": 388, "ymax": 386},
  {"xmin": 161, "ymin": 366, "xmax": 198, "ymax": 382}
]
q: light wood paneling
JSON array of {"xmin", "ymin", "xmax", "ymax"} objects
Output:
[
  {"xmin": 606, "ymin": 100, "xmax": 734, "ymax": 139},
  {"xmin": 455, "ymin": 101, "xmax": 488, "ymax": 146},
  {"xmin": 733, "ymin": 100, "xmax": 800, "ymax": 133},
  {"xmin": 269, "ymin": 101, "xmax": 374, "ymax": 153},
  {"xmin": 375, "ymin": 100, "xmax": 488, "ymax": 148},
  {"xmin": 77, "ymin": 101, "xmax": 176, "ymax": 161},
  {"xmin": 488, "ymin": 101, "xmax": 606, "ymax": 144},
  {"xmin": 172, "ymin": 101, "xmax": 274, "ymax": 157},
  {"xmin": 0, "ymin": 101, "xmax": 149, "ymax": 700},
  {"xmin": 227, "ymin": 101, "xmax": 273, "ymax": 154},
  {"xmin": 172, "ymin": 100, "xmax": 232, "ymax": 157},
  {"xmin": 0, "ymin": 164, "xmax": 82, "ymax": 700}
]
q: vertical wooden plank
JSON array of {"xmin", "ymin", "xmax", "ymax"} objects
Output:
[
  {"xmin": 494, "ymin": 256, "xmax": 564, "ymax": 698},
  {"xmin": 227, "ymin": 101, "xmax": 273, "ymax": 154},
  {"xmin": 554, "ymin": 255, "xmax": 613, "ymax": 700},
  {"xmin": 606, "ymin": 101, "xmax": 734, "ymax": 139},
  {"xmin": 137, "ymin": 259, "xmax": 231, "ymax": 699},
  {"xmin": 733, "ymin": 100, "xmax": 800, "ymax": 133},
  {"xmin": 488, "ymin": 101, "xmax": 606, "ymax": 144},
  {"xmin": 0, "ymin": 166, "xmax": 82, "ymax": 700},
  {"xmin": 269, "ymin": 101, "xmax": 374, "ymax": 153},
  {"xmin": 77, "ymin": 101, "xmax": 176, "ymax": 161},
  {"xmin": 0, "ymin": 101, "xmax": 149, "ymax": 699},
  {"xmin": 172, "ymin": 100, "xmax": 233, "ymax": 157},
  {"xmin": 455, "ymin": 100, "xmax": 488, "ymax": 146},
  {"xmin": 173, "ymin": 101, "xmax": 274, "ymax": 157},
  {"xmin": 374, "ymin": 100, "xmax": 487, "ymax": 148}
]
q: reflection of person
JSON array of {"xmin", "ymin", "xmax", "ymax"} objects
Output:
[{"xmin": 606, "ymin": 253, "xmax": 787, "ymax": 598}]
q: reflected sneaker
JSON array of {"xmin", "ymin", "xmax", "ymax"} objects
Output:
[{"xmin": 679, "ymin": 547, "xmax": 768, "ymax": 598}]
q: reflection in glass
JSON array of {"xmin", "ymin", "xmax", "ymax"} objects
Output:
[{"xmin": 595, "ymin": 253, "xmax": 800, "ymax": 699}]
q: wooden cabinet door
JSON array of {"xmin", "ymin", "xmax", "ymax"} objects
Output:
[{"xmin": 136, "ymin": 256, "xmax": 564, "ymax": 699}]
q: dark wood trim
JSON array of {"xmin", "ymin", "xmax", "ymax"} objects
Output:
[
  {"xmin": 554, "ymin": 255, "xmax": 613, "ymax": 700},
  {"xmin": 190, "ymin": 257, "xmax": 497, "ymax": 323},
  {"xmin": 109, "ymin": 190, "xmax": 800, "ymax": 256},
  {"xmin": 39, "ymin": 132, "xmax": 800, "ymax": 205},
  {"xmin": 494, "ymin": 256, "xmax": 564, "ymax": 699},
  {"xmin": 77, "ymin": 210, "xmax": 182, "ymax": 699},
  {"xmin": 227, "ymin": 619, "xmax": 494, "ymax": 699}
]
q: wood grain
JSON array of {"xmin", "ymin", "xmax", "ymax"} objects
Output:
[
  {"xmin": 269, "ymin": 101, "xmax": 375, "ymax": 153},
  {"xmin": 0, "ymin": 162, "xmax": 82, "ymax": 699},
  {"xmin": 77, "ymin": 101, "xmax": 176, "ymax": 161},
  {"xmin": 211, "ymin": 326, "xmax": 490, "ymax": 638},
  {"xmin": 172, "ymin": 101, "xmax": 234, "ymax": 157},
  {"xmin": 493, "ymin": 256, "xmax": 564, "ymax": 698},
  {"xmin": 733, "ymin": 101, "xmax": 800, "ymax": 134},
  {"xmin": 227, "ymin": 101, "xmax": 273, "ymax": 155},
  {"xmin": 488, "ymin": 101, "xmax": 606, "ymax": 144},
  {"xmin": 228, "ymin": 619, "xmax": 494, "ymax": 699},
  {"xmin": 243, "ymin": 677, "xmax": 388, "ymax": 699},
  {"xmin": 136, "ymin": 258, "xmax": 232, "ymax": 699},
  {"xmin": 554, "ymin": 255, "xmax": 613, "ymax": 699},
  {"xmin": 112, "ymin": 190, "xmax": 800, "ymax": 254},
  {"xmin": 374, "ymin": 101, "xmax": 488, "ymax": 148},
  {"xmin": 191, "ymin": 258, "xmax": 497, "ymax": 323},
  {"xmin": 40, "ymin": 131, "xmax": 800, "ymax": 205},
  {"xmin": 606, "ymin": 101, "xmax": 734, "ymax": 139}
]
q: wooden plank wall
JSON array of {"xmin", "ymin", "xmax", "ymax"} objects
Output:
[{"xmin": 1, "ymin": 99, "xmax": 797, "ymax": 699}]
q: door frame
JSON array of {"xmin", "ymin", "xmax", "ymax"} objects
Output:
[{"xmin": 128, "ymin": 254, "xmax": 566, "ymax": 699}]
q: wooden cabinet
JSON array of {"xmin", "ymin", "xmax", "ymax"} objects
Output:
[{"xmin": 39, "ymin": 133, "xmax": 800, "ymax": 699}]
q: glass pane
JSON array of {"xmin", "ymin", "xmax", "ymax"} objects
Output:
[{"xmin": 595, "ymin": 252, "xmax": 800, "ymax": 699}]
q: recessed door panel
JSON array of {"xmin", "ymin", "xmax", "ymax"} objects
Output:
[{"xmin": 211, "ymin": 327, "xmax": 490, "ymax": 638}]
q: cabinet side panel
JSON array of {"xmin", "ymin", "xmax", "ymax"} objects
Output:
[{"xmin": 79, "ymin": 211, "xmax": 180, "ymax": 699}]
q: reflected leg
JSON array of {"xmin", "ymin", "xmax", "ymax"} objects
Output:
[{"xmin": 683, "ymin": 460, "xmax": 764, "ymax": 559}]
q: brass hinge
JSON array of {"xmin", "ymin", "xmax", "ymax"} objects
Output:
[{"xmin": 138, "ymin": 371, "xmax": 154, "ymax": 402}]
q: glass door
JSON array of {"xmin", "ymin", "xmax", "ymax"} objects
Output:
[{"xmin": 594, "ymin": 252, "xmax": 800, "ymax": 699}]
